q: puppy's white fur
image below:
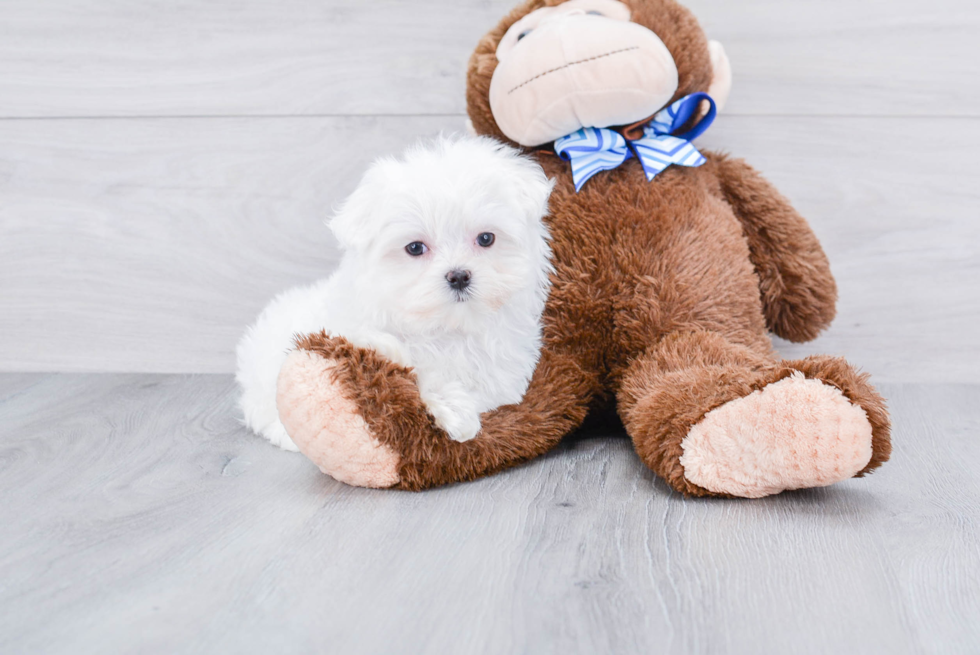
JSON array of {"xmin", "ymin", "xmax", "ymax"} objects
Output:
[{"xmin": 236, "ymin": 136, "xmax": 554, "ymax": 449}]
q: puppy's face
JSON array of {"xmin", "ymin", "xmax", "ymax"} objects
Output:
[{"xmin": 330, "ymin": 137, "xmax": 553, "ymax": 333}]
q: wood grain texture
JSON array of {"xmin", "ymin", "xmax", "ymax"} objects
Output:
[
  {"xmin": 0, "ymin": 374, "xmax": 977, "ymax": 654},
  {"xmin": 0, "ymin": 0, "xmax": 976, "ymax": 119},
  {"xmin": 684, "ymin": 0, "xmax": 980, "ymax": 118},
  {"xmin": 0, "ymin": 0, "xmax": 513, "ymax": 118},
  {"xmin": 0, "ymin": 115, "xmax": 458, "ymax": 373},
  {"xmin": 1, "ymin": 116, "xmax": 977, "ymax": 379}
]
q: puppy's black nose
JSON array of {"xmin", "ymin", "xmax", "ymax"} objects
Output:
[{"xmin": 446, "ymin": 269, "xmax": 472, "ymax": 291}]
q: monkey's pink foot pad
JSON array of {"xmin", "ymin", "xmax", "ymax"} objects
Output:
[
  {"xmin": 277, "ymin": 350, "xmax": 400, "ymax": 489},
  {"xmin": 680, "ymin": 373, "xmax": 873, "ymax": 498}
]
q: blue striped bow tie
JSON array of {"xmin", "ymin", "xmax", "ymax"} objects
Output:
[{"xmin": 554, "ymin": 93, "xmax": 717, "ymax": 192}]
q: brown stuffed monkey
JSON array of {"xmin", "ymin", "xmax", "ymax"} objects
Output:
[{"xmin": 275, "ymin": 0, "xmax": 891, "ymax": 497}]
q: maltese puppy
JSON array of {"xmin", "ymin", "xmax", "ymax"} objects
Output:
[{"xmin": 236, "ymin": 136, "xmax": 554, "ymax": 449}]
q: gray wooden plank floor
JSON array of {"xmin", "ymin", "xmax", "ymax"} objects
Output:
[{"xmin": 0, "ymin": 374, "xmax": 977, "ymax": 654}]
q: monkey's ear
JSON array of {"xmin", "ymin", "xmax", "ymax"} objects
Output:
[{"xmin": 707, "ymin": 40, "xmax": 732, "ymax": 112}]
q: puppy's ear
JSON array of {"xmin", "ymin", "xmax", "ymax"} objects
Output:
[{"xmin": 328, "ymin": 160, "xmax": 390, "ymax": 251}]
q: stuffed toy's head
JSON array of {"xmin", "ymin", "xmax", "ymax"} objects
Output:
[{"xmin": 467, "ymin": 0, "xmax": 732, "ymax": 147}]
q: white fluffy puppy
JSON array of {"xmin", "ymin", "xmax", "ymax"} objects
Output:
[{"xmin": 236, "ymin": 136, "xmax": 554, "ymax": 450}]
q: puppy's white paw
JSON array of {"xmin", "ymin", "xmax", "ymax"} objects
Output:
[
  {"xmin": 419, "ymin": 384, "xmax": 483, "ymax": 442},
  {"xmin": 437, "ymin": 409, "xmax": 483, "ymax": 443}
]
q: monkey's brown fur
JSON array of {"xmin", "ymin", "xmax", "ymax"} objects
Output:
[{"xmin": 294, "ymin": 0, "xmax": 891, "ymax": 495}]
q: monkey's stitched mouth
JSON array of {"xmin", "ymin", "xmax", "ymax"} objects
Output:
[{"xmin": 507, "ymin": 46, "xmax": 640, "ymax": 95}]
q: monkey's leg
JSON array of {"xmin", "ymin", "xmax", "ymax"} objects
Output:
[
  {"xmin": 616, "ymin": 331, "xmax": 891, "ymax": 498},
  {"xmin": 276, "ymin": 333, "xmax": 600, "ymax": 490}
]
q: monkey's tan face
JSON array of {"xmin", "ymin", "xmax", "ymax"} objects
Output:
[{"xmin": 489, "ymin": 0, "xmax": 679, "ymax": 147}]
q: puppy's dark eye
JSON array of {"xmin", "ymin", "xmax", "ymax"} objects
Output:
[
  {"xmin": 476, "ymin": 232, "xmax": 495, "ymax": 248},
  {"xmin": 517, "ymin": 28, "xmax": 533, "ymax": 41},
  {"xmin": 405, "ymin": 241, "xmax": 428, "ymax": 256}
]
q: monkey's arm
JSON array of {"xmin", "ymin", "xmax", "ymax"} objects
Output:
[
  {"xmin": 276, "ymin": 332, "xmax": 599, "ymax": 490},
  {"xmin": 709, "ymin": 153, "xmax": 838, "ymax": 343}
]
